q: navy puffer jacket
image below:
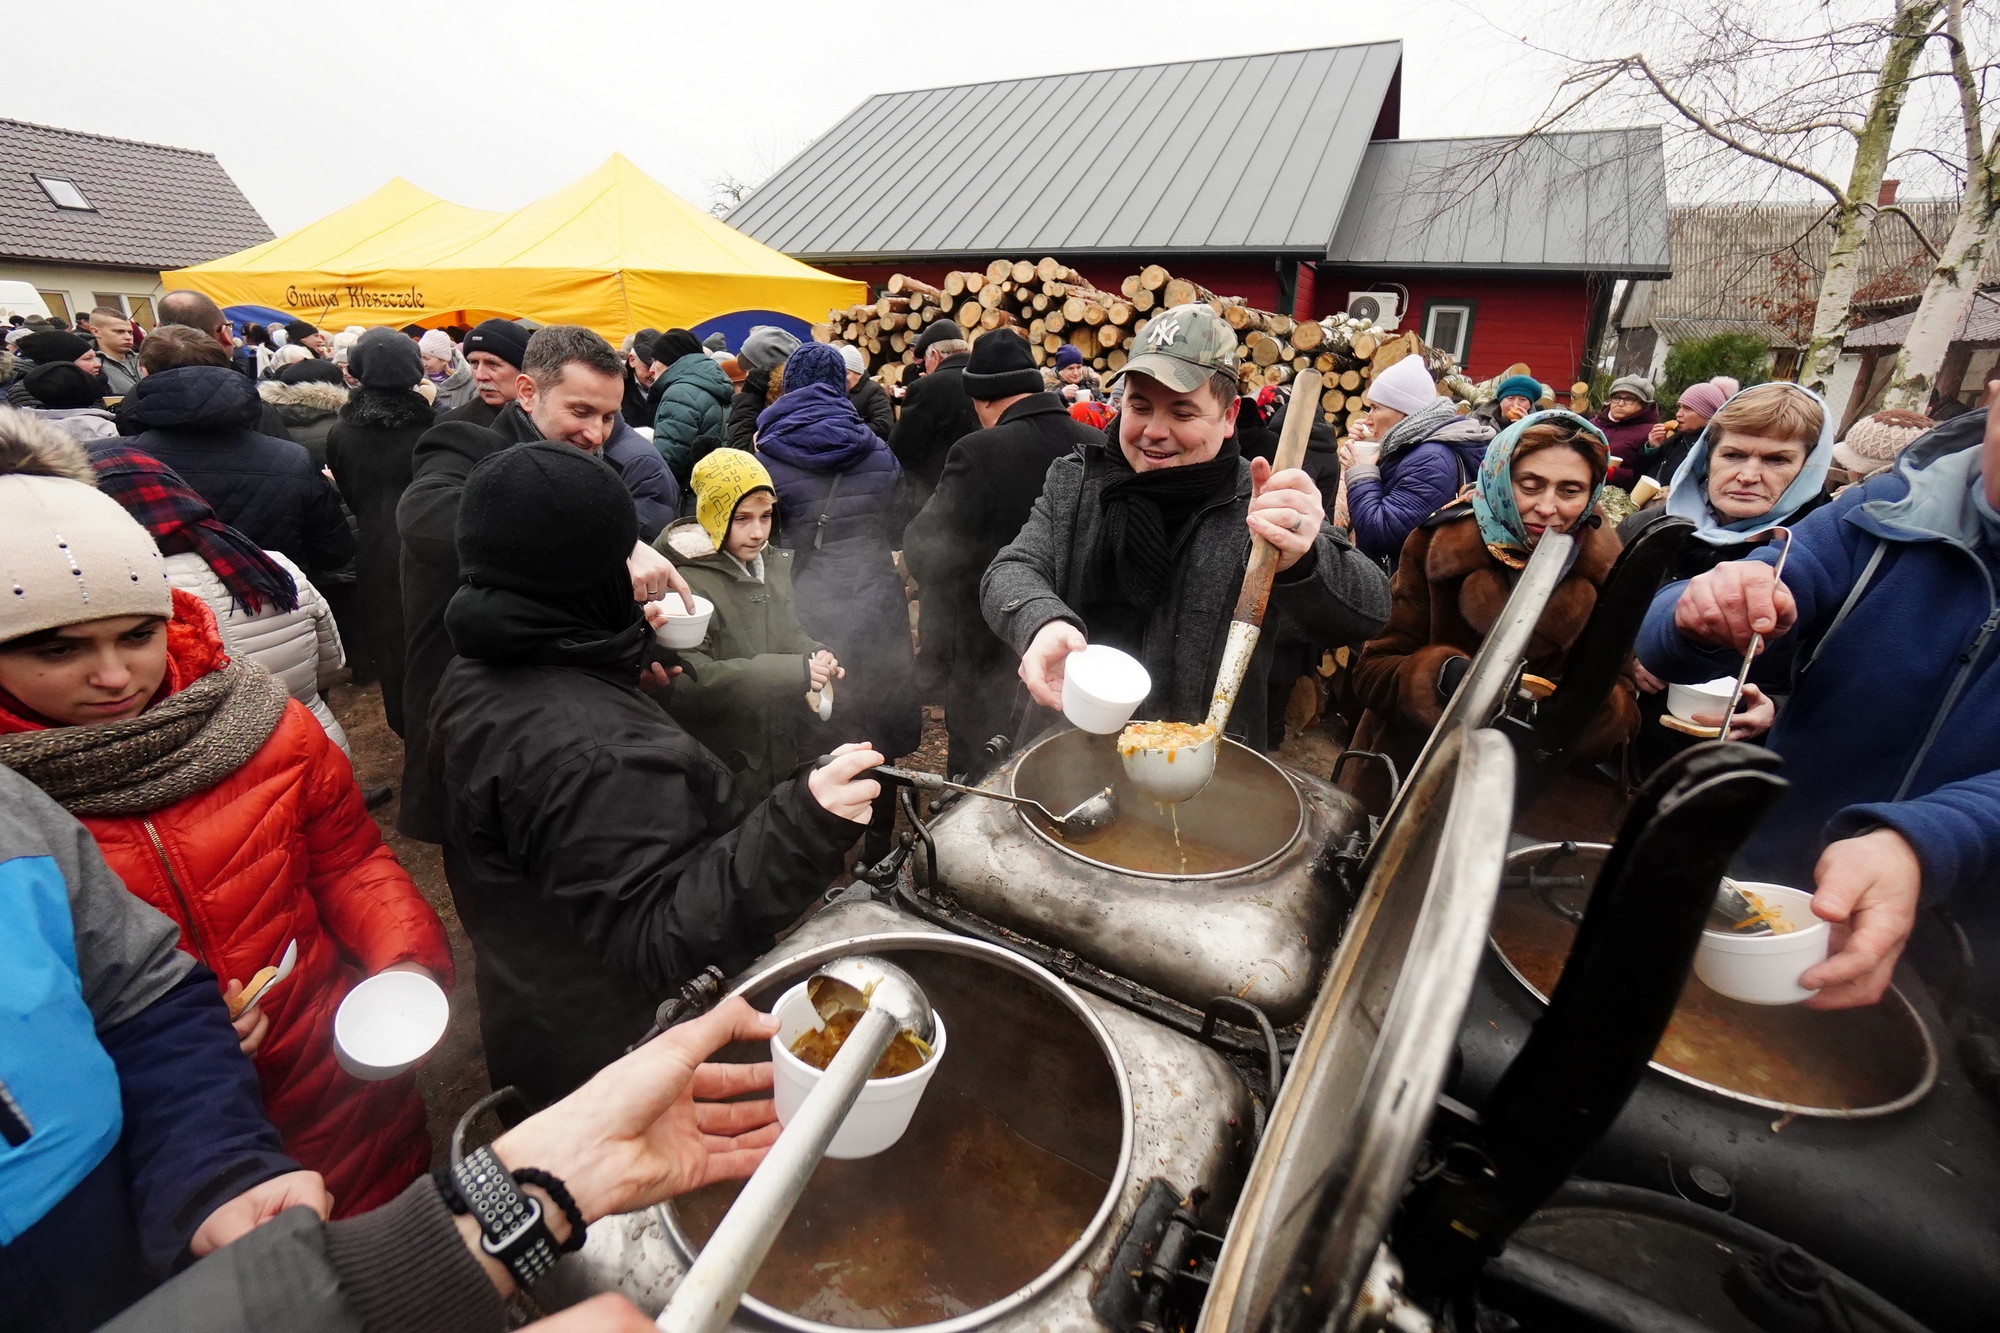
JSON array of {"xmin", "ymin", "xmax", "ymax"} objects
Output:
[
  {"xmin": 757, "ymin": 383, "xmax": 920, "ymax": 757},
  {"xmin": 124, "ymin": 366, "xmax": 353, "ymax": 576}
]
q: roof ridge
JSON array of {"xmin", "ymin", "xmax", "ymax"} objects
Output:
[
  {"xmin": 1370, "ymin": 125, "xmax": 1661, "ymax": 145},
  {"xmin": 865, "ymin": 40, "xmax": 1401, "ymax": 101},
  {"xmin": 0, "ymin": 116, "xmax": 220, "ymax": 160}
]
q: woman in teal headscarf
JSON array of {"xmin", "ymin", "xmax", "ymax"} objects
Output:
[{"xmin": 1345, "ymin": 410, "xmax": 1638, "ymax": 804}]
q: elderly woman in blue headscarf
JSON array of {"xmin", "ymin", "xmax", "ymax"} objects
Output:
[
  {"xmin": 1623, "ymin": 381, "xmax": 1835, "ymax": 765},
  {"xmin": 1346, "ymin": 410, "xmax": 1638, "ymax": 799},
  {"xmin": 751, "ymin": 340, "xmax": 920, "ymax": 860}
]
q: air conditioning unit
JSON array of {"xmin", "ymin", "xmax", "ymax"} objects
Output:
[{"xmin": 1346, "ymin": 291, "xmax": 1402, "ymax": 330}]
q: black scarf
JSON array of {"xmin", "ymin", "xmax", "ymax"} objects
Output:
[
  {"xmin": 1088, "ymin": 439, "xmax": 1243, "ymax": 607},
  {"xmin": 444, "ymin": 566, "xmax": 653, "ymax": 671}
]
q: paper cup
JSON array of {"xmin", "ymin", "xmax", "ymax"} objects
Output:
[
  {"xmin": 769, "ymin": 982, "xmax": 945, "ymax": 1159},
  {"xmin": 654, "ymin": 594, "xmax": 714, "ymax": 650},
  {"xmin": 334, "ymin": 971, "xmax": 449, "ymax": 1080},
  {"xmin": 1062, "ymin": 645, "xmax": 1150, "ymax": 735},
  {"xmin": 1694, "ymin": 882, "xmax": 1830, "ymax": 1006}
]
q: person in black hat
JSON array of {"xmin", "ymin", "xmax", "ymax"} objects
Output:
[
  {"xmin": 888, "ymin": 319, "xmax": 979, "ymax": 507},
  {"xmin": 622, "ymin": 327, "xmax": 662, "ymax": 427},
  {"xmin": 427, "ymin": 438, "xmax": 884, "ymax": 1111},
  {"xmin": 284, "ymin": 320, "xmax": 329, "ymax": 357},
  {"xmin": 450, "ymin": 319, "xmax": 535, "ymax": 426},
  {"xmin": 324, "ymin": 328, "xmax": 432, "ymax": 737},
  {"xmin": 5, "ymin": 331, "xmax": 102, "ymax": 409},
  {"xmin": 18, "ymin": 361, "xmax": 118, "ymax": 442},
  {"xmin": 904, "ymin": 329, "xmax": 1104, "ymax": 776}
]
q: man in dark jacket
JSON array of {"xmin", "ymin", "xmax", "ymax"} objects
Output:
[
  {"xmin": 1638, "ymin": 406, "xmax": 2000, "ymax": 1017},
  {"xmin": 622, "ymin": 327, "xmax": 662, "ymax": 426},
  {"xmin": 0, "ymin": 767, "xmax": 323, "ymax": 1331},
  {"xmin": 841, "ymin": 343, "xmax": 894, "ymax": 439},
  {"xmin": 122, "ymin": 326, "xmax": 352, "ymax": 578},
  {"xmin": 155, "ymin": 290, "xmax": 295, "ymax": 442},
  {"xmin": 429, "ymin": 440, "xmax": 881, "ymax": 1110},
  {"xmin": 982, "ymin": 304, "xmax": 1391, "ymax": 751},
  {"xmin": 905, "ymin": 330, "xmax": 1100, "ymax": 776},
  {"xmin": 888, "ymin": 320, "xmax": 980, "ymax": 505},
  {"xmin": 440, "ymin": 318, "xmax": 535, "ymax": 427},
  {"xmin": 396, "ymin": 326, "xmax": 689, "ymax": 843}
]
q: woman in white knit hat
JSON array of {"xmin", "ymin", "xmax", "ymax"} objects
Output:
[
  {"xmin": 0, "ymin": 410, "xmax": 453, "ymax": 1221},
  {"xmin": 1342, "ymin": 352, "xmax": 1496, "ymax": 569}
]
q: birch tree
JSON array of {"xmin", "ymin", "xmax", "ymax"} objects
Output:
[{"xmin": 1881, "ymin": 0, "xmax": 2000, "ymax": 409}]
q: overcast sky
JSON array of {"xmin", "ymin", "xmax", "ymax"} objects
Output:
[
  {"xmin": 3, "ymin": 0, "xmax": 1591, "ymax": 232},
  {"xmin": 1, "ymin": 0, "xmax": 1959, "ymax": 234}
]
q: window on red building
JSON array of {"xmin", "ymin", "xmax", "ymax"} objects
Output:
[{"xmin": 1423, "ymin": 300, "xmax": 1476, "ymax": 366}]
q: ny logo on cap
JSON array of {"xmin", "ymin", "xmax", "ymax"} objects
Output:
[{"xmin": 1144, "ymin": 317, "xmax": 1187, "ymax": 352}]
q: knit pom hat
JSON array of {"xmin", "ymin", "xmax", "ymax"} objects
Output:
[
  {"xmin": 350, "ymin": 326, "xmax": 423, "ymax": 389},
  {"xmin": 784, "ymin": 341, "xmax": 849, "ymax": 394},
  {"xmin": 1675, "ymin": 381, "xmax": 1730, "ymax": 421},
  {"xmin": 692, "ymin": 448, "xmax": 776, "ymax": 551},
  {"xmin": 1368, "ymin": 354, "xmax": 1438, "ymax": 417},
  {"xmin": 1833, "ymin": 410, "xmax": 1934, "ymax": 478},
  {"xmin": 417, "ymin": 329, "xmax": 456, "ymax": 362},
  {"xmin": 0, "ymin": 410, "xmax": 170, "ymax": 643},
  {"xmin": 456, "ymin": 441, "xmax": 636, "ymax": 598},
  {"xmin": 1494, "ymin": 374, "xmax": 1543, "ymax": 405},
  {"xmin": 962, "ymin": 329, "xmax": 1045, "ymax": 400}
]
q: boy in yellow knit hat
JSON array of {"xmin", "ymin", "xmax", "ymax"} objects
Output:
[{"xmin": 655, "ymin": 449, "xmax": 841, "ymax": 801}]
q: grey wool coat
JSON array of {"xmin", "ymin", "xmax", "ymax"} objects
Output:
[{"xmin": 981, "ymin": 441, "xmax": 1391, "ymax": 749}]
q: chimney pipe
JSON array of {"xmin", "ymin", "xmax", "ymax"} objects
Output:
[{"xmin": 1878, "ymin": 179, "xmax": 1900, "ymax": 206}]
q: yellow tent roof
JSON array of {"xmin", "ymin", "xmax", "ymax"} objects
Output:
[{"xmin": 166, "ymin": 155, "xmax": 862, "ymax": 341}]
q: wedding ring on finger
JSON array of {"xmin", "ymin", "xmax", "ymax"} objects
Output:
[{"xmin": 1289, "ymin": 514, "xmax": 1307, "ymax": 533}]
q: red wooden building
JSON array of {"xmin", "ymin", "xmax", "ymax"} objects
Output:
[{"xmin": 727, "ymin": 44, "xmax": 1669, "ymax": 384}]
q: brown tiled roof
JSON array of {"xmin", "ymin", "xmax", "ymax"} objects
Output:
[
  {"xmin": 0, "ymin": 118, "xmax": 271, "ymax": 270},
  {"xmin": 1843, "ymin": 290, "xmax": 2000, "ymax": 349},
  {"xmin": 1621, "ymin": 199, "xmax": 1961, "ymax": 343}
]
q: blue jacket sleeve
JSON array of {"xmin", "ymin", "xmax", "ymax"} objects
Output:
[
  {"xmin": 1346, "ymin": 443, "xmax": 1460, "ymax": 562},
  {"xmin": 1832, "ymin": 770, "xmax": 2000, "ymax": 904},
  {"xmin": 100, "ymin": 964, "xmax": 298, "ymax": 1275}
]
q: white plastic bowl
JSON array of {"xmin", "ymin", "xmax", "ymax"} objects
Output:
[
  {"xmin": 1667, "ymin": 676, "xmax": 1739, "ymax": 722},
  {"xmin": 1062, "ymin": 644, "xmax": 1151, "ymax": 735},
  {"xmin": 769, "ymin": 982, "xmax": 946, "ymax": 1159},
  {"xmin": 334, "ymin": 971, "xmax": 449, "ymax": 1080},
  {"xmin": 1693, "ymin": 882, "xmax": 1830, "ymax": 1005},
  {"xmin": 654, "ymin": 594, "xmax": 715, "ymax": 650}
]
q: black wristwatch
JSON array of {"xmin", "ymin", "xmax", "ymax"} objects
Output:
[{"xmin": 449, "ymin": 1145, "xmax": 562, "ymax": 1288}]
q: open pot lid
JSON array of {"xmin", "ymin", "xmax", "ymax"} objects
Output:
[{"xmin": 1196, "ymin": 725, "xmax": 1518, "ymax": 1333}]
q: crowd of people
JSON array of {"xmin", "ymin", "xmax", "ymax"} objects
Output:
[{"xmin": 0, "ymin": 287, "xmax": 1992, "ymax": 1331}]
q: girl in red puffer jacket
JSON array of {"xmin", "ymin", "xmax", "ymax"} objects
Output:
[{"xmin": 0, "ymin": 420, "xmax": 452, "ymax": 1216}]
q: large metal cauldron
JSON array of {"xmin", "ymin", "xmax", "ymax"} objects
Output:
[
  {"xmin": 550, "ymin": 901, "xmax": 1254, "ymax": 1332},
  {"xmin": 922, "ymin": 728, "xmax": 1364, "ymax": 1024}
]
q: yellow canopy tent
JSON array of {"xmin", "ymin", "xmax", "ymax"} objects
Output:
[{"xmin": 166, "ymin": 155, "xmax": 862, "ymax": 343}]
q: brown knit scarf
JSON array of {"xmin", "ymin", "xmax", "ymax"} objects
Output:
[{"xmin": 0, "ymin": 659, "xmax": 290, "ymax": 815}]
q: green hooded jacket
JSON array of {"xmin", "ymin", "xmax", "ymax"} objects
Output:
[
  {"xmin": 656, "ymin": 519, "xmax": 826, "ymax": 801},
  {"xmin": 651, "ymin": 353, "xmax": 735, "ymax": 485}
]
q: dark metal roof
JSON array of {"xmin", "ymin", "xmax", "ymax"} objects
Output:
[
  {"xmin": 1652, "ymin": 316, "xmax": 1799, "ymax": 349},
  {"xmin": 1324, "ymin": 127, "xmax": 1669, "ymax": 274},
  {"xmin": 0, "ymin": 118, "xmax": 271, "ymax": 270},
  {"xmin": 1844, "ymin": 290, "xmax": 2000, "ymax": 350},
  {"xmin": 727, "ymin": 42, "xmax": 1403, "ymax": 261}
]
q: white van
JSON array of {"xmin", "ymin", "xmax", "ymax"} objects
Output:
[{"xmin": 0, "ymin": 280, "xmax": 53, "ymax": 323}]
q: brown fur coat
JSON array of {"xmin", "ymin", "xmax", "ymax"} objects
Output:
[{"xmin": 1348, "ymin": 510, "xmax": 1639, "ymax": 782}]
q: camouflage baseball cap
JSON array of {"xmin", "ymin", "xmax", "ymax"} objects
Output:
[{"xmin": 1109, "ymin": 303, "xmax": 1238, "ymax": 392}]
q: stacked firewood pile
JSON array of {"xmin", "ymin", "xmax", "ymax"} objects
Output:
[{"xmin": 813, "ymin": 258, "xmax": 1495, "ymax": 431}]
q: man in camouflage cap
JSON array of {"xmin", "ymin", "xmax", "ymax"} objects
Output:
[{"xmin": 980, "ymin": 304, "xmax": 1389, "ymax": 750}]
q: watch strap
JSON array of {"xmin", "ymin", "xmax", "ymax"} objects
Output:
[{"xmin": 449, "ymin": 1145, "xmax": 561, "ymax": 1287}]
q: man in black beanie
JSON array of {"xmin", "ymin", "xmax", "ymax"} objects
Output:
[
  {"xmin": 395, "ymin": 325, "xmax": 685, "ymax": 845},
  {"xmin": 284, "ymin": 320, "xmax": 328, "ymax": 357},
  {"xmin": 427, "ymin": 439, "xmax": 883, "ymax": 1111},
  {"xmin": 904, "ymin": 330, "xmax": 1102, "ymax": 775},
  {"xmin": 622, "ymin": 327, "xmax": 662, "ymax": 427}
]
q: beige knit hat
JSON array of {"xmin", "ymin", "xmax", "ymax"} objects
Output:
[
  {"xmin": 1832, "ymin": 410, "xmax": 1934, "ymax": 479},
  {"xmin": 0, "ymin": 409, "xmax": 171, "ymax": 643}
]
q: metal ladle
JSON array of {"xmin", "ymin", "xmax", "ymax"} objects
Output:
[
  {"xmin": 657, "ymin": 956, "xmax": 935, "ymax": 1333},
  {"xmin": 1712, "ymin": 527, "xmax": 1794, "ymax": 740},
  {"xmin": 817, "ymin": 756, "xmax": 1116, "ymax": 840}
]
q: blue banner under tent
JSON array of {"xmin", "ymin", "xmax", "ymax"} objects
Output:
[{"xmin": 223, "ymin": 304, "xmax": 807, "ymax": 356}]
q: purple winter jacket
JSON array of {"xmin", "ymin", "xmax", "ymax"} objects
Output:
[{"xmin": 1346, "ymin": 419, "xmax": 1495, "ymax": 565}]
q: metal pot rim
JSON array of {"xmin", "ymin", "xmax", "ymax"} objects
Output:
[
  {"xmin": 656, "ymin": 930, "xmax": 1136, "ymax": 1333},
  {"xmin": 1008, "ymin": 731, "xmax": 1306, "ymax": 880},
  {"xmin": 1494, "ymin": 841, "xmax": 1939, "ymax": 1119}
]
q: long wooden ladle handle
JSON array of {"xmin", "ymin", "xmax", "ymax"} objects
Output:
[{"xmin": 1230, "ymin": 369, "xmax": 1322, "ymax": 626}]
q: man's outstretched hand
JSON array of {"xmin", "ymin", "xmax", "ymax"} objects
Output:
[
  {"xmin": 493, "ymin": 996, "xmax": 783, "ymax": 1227},
  {"xmin": 1801, "ymin": 828, "xmax": 1923, "ymax": 1009}
]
